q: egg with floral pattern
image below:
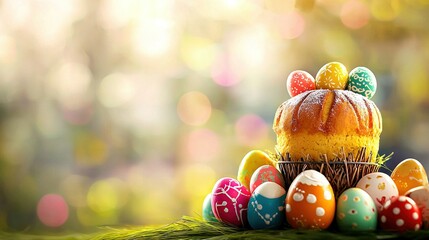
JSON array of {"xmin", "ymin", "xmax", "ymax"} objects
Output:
[
  {"xmin": 315, "ymin": 62, "xmax": 348, "ymax": 90},
  {"xmin": 285, "ymin": 170, "xmax": 335, "ymax": 230},
  {"xmin": 247, "ymin": 182, "xmax": 286, "ymax": 229}
]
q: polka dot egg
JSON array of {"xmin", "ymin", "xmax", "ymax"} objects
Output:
[
  {"xmin": 285, "ymin": 170, "xmax": 335, "ymax": 230},
  {"xmin": 315, "ymin": 62, "xmax": 348, "ymax": 90},
  {"xmin": 379, "ymin": 196, "xmax": 422, "ymax": 232},
  {"xmin": 347, "ymin": 67, "xmax": 377, "ymax": 99},
  {"xmin": 336, "ymin": 188, "xmax": 377, "ymax": 231}
]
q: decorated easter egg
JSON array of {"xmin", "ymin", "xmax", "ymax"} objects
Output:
[
  {"xmin": 211, "ymin": 177, "xmax": 251, "ymax": 227},
  {"xmin": 249, "ymin": 165, "xmax": 285, "ymax": 193},
  {"xmin": 237, "ymin": 150, "xmax": 274, "ymax": 190},
  {"xmin": 391, "ymin": 158, "xmax": 429, "ymax": 195},
  {"xmin": 336, "ymin": 188, "xmax": 377, "ymax": 231},
  {"xmin": 286, "ymin": 170, "xmax": 335, "ymax": 230},
  {"xmin": 315, "ymin": 62, "xmax": 348, "ymax": 90},
  {"xmin": 247, "ymin": 182, "xmax": 286, "ymax": 229},
  {"xmin": 356, "ymin": 172, "xmax": 399, "ymax": 212},
  {"xmin": 202, "ymin": 193, "xmax": 218, "ymax": 222},
  {"xmin": 379, "ymin": 196, "xmax": 422, "ymax": 232},
  {"xmin": 286, "ymin": 70, "xmax": 316, "ymax": 97},
  {"xmin": 406, "ymin": 186, "xmax": 429, "ymax": 229},
  {"xmin": 347, "ymin": 67, "xmax": 377, "ymax": 99}
]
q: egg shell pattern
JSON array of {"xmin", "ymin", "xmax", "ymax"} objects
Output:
[
  {"xmin": 391, "ymin": 158, "xmax": 429, "ymax": 195},
  {"xmin": 406, "ymin": 186, "xmax": 429, "ymax": 229},
  {"xmin": 356, "ymin": 172, "xmax": 399, "ymax": 212},
  {"xmin": 250, "ymin": 165, "xmax": 285, "ymax": 193},
  {"xmin": 336, "ymin": 188, "xmax": 377, "ymax": 231},
  {"xmin": 379, "ymin": 196, "xmax": 422, "ymax": 232},
  {"xmin": 211, "ymin": 177, "xmax": 251, "ymax": 228},
  {"xmin": 202, "ymin": 193, "xmax": 218, "ymax": 222},
  {"xmin": 286, "ymin": 70, "xmax": 316, "ymax": 97},
  {"xmin": 285, "ymin": 170, "xmax": 335, "ymax": 230},
  {"xmin": 347, "ymin": 67, "xmax": 377, "ymax": 99},
  {"xmin": 315, "ymin": 62, "xmax": 348, "ymax": 90},
  {"xmin": 237, "ymin": 150, "xmax": 274, "ymax": 190},
  {"xmin": 248, "ymin": 182, "xmax": 286, "ymax": 229}
]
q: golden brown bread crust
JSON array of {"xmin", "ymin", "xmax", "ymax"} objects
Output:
[{"xmin": 273, "ymin": 89, "xmax": 382, "ymax": 162}]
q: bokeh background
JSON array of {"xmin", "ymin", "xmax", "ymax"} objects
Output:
[{"xmin": 1, "ymin": 0, "xmax": 429, "ymax": 233}]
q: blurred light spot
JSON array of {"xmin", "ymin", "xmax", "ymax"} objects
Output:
[
  {"xmin": 177, "ymin": 91, "xmax": 212, "ymax": 126},
  {"xmin": 230, "ymin": 24, "xmax": 271, "ymax": 73},
  {"xmin": 98, "ymin": 73, "xmax": 136, "ymax": 108},
  {"xmin": 370, "ymin": 0, "xmax": 401, "ymax": 21},
  {"xmin": 180, "ymin": 36, "xmax": 217, "ymax": 72},
  {"xmin": 37, "ymin": 194, "xmax": 69, "ymax": 227},
  {"xmin": 263, "ymin": 0, "xmax": 295, "ymax": 14},
  {"xmin": 177, "ymin": 164, "xmax": 216, "ymax": 216},
  {"xmin": 87, "ymin": 178, "xmax": 128, "ymax": 214},
  {"xmin": 61, "ymin": 175, "xmax": 90, "ymax": 208},
  {"xmin": 340, "ymin": 0, "xmax": 370, "ymax": 29},
  {"xmin": 133, "ymin": 19, "xmax": 175, "ymax": 57},
  {"xmin": 185, "ymin": 129, "xmax": 220, "ymax": 162},
  {"xmin": 98, "ymin": 0, "xmax": 138, "ymax": 29},
  {"xmin": 0, "ymin": 35, "xmax": 17, "ymax": 66},
  {"xmin": 1, "ymin": 118, "xmax": 34, "ymax": 165},
  {"xmin": 62, "ymin": 105, "xmax": 93, "ymax": 126},
  {"xmin": 235, "ymin": 114, "xmax": 268, "ymax": 146},
  {"xmin": 48, "ymin": 62, "xmax": 92, "ymax": 110},
  {"xmin": 74, "ymin": 132, "xmax": 108, "ymax": 167},
  {"xmin": 322, "ymin": 30, "xmax": 357, "ymax": 60},
  {"xmin": 278, "ymin": 11, "xmax": 305, "ymax": 39},
  {"xmin": 212, "ymin": 54, "xmax": 240, "ymax": 87},
  {"xmin": 36, "ymin": 101, "xmax": 63, "ymax": 138},
  {"xmin": 1, "ymin": 0, "xmax": 31, "ymax": 29}
]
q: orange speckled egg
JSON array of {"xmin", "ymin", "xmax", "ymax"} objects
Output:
[
  {"xmin": 285, "ymin": 170, "xmax": 335, "ymax": 230},
  {"xmin": 391, "ymin": 158, "xmax": 429, "ymax": 195}
]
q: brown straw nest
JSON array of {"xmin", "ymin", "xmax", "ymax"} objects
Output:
[{"xmin": 274, "ymin": 147, "xmax": 391, "ymax": 197}]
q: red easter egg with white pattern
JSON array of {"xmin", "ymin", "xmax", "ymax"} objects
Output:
[
  {"xmin": 250, "ymin": 165, "xmax": 285, "ymax": 193},
  {"xmin": 286, "ymin": 70, "xmax": 316, "ymax": 97},
  {"xmin": 379, "ymin": 196, "xmax": 422, "ymax": 232},
  {"xmin": 211, "ymin": 177, "xmax": 251, "ymax": 227}
]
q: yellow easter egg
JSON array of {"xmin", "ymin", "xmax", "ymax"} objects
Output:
[
  {"xmin": 237, "ymin": 150, "xmax": 275, "ymax": 190},
  {"xmin": 391, "ymin": 158, "xmax": 429, "ymax": 195},
  {"xmin": 315, "ymin": 62, "xmax": 348, "ymax": 90}
]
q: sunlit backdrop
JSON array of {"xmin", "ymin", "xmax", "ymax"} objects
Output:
[{"xmin": 1, "ymin": 0, "xmax": 429, "ymax": 232}]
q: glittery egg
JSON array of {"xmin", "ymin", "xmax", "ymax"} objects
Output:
[
  {"xmin": 237, "ymin": 150, "xmax": 275, "ymax": 190},
  {"xmin": 315, "ymin": 62, "xmax": 348, "ymax": 90},
  {"xmin": 356, "ymin": 172, "xmax": 399, "ymax": 212},
  {"xmin": 336, "ymin": 188, "xmax": 377, "ymax": 231},
  {"xmin": 347, "ymin": 67, "xmax": 377, "ymax": 99},
  {"xmin": 406, "ymin": 186, "xmax": 429, "ymax": 229},
  {"xmin": 202, "ymin": 193, "xmax": 218, "ymax": 222},
  {"xmin": 211, "ymin": 177, "xmax": 251, "ymax": 228},
  {"xmin": 247, "ymin": 182, "xmax": 286, "ymax": 229},
  {"xmin": 286, "ymin": 70, "xmax": 316, "ymax": 97},
  {"xmin": 285, "ymin": 170, "xmax": 336, "ymax": 230},
  {"xmin": 391, "ymin": 158, "xmax": 429, "ymax": 195},
  {"xmin": 249, "ymin": 165, "xmax": 285, "ymax": 193},
  {"xmin": 379, "ymin": 196, "xmax": 422, "ymax": 232}
]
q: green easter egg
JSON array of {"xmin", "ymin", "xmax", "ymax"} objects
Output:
[
  {"xmin": 347, "ymin": 67, "xmax": 377, "ymax": 99},
  {"xmin": 336, "ymin": 188, "xmax": 377, "ymax": 231},
  {"xmin": 202, "ymin": 193, "xmax": 218, "ymax": 222}
]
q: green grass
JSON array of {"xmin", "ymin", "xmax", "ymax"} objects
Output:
[{"xmin": 4, "ymin": 216, "xmax": 429, "ymax": 240}]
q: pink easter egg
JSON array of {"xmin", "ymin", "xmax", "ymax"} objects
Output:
[
  {"xmin": 211, "ymin": 177, "xmax": 251, "ymax": 227},
  {"xmin": 250, "ymin": 165, "xmax": 285, "ymax": 193},
  {"xmin": 286, "ymin": 70, "xmax": 316, "ymax": 97}
]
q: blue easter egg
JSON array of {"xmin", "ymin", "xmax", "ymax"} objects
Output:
[
  {"xmin": 202, "ymin": 193, "xmax": 218, "ymax": 222},
  {"xmin": 347, "ymin": 67, "xmax": 377, "ymax": 99},
  {"xmin": 247, "ymin": 182, "xmax": 286, "ymax": 229}
]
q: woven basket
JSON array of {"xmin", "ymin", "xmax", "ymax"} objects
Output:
[{"xmin": 276, "ymin": 147, "xmax": 381, "ymax": 197}]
